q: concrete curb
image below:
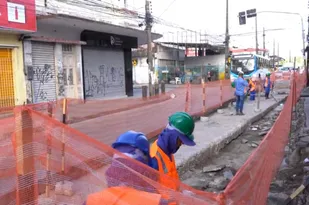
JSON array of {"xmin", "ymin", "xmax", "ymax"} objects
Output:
[{"xmin": 177, "ymin": 97, "xmax": 287, "ymax": 175}]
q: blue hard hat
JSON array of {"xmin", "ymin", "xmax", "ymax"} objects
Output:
[{"xmin": 112, "ymin": 131, "xmax": 150, "ymax": 155}]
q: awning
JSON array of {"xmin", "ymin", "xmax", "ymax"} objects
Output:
[{"xmin": 36, "ymin": 14, "xmax": 162, "ymax": 45}]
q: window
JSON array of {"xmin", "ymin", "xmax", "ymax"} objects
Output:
[
  {"xmin": 62, "ymin": 45, "xmax": 73, "ymax": 52},
  {"xmin": 231, "ymin": 58, "xmax": 255, "ymax": 75}
]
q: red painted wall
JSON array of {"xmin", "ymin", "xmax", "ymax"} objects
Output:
[{"xmin": 0, "ymin": 0, "xmax": 36, "ymax": 32}]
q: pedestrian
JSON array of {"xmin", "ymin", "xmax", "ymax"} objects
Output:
[
  {"xmin": 207, "ymin": 71, "xmax": 211, "ymax": 82},
  {"xmin": 234, "ymin": 71, "xmax": 248, "ymax": 115},
  {"xmin": 84, "ymin": 131, "xmax": 169, "ymax": 205},
  {"xmin": 248, "ymin": 77, "xmax": 256, "ymax": 101},
  {"xmin": 264, "ymin": 73, "xmax": 271, "ymax": 99}
]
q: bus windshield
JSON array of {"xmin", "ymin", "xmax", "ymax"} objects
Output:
[{"xmin": 231, "ymin": 58, "xmax": 255, "ymax": 75}]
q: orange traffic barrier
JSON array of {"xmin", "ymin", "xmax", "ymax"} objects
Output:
[{"xmin": 0, "ymin": 73, "xmax": 305, "ymax": 205}]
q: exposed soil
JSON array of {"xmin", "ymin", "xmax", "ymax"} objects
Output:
[
  {"xmin": 180, "ymin": 103, "xmax": 283, "ymax": 193},
  {"xmin": 268, "ymin": 98, "xmax": 309, "ymax": 205}
]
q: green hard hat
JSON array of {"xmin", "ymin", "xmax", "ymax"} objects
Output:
[
  {"xmin": 266, "ymin": 73, "xmax": 271, "ymax": 76},
  {"xmin": 231, "ymin": 81, "xmax": 235, "ymax": 88},
  {"xmin": 168, "ymin": 112, "xmax": 195, "ymax": 145}
]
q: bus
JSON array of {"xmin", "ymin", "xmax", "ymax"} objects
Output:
[{"xmin": 230, "ymin": 53, "xmax": 271, "ymax": 82}]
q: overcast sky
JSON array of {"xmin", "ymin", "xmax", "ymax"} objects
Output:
[{"xmin": 124, "ymin": 0, "xmax": 307, "ymax": 59}]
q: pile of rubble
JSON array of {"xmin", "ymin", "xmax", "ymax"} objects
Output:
[
  {"xmin": 268, "ymin": 98, "xmax": 309, "ymax": 205},
  {"xmin": 181, "ymin": 105, "xmax": 283, "ymax": 193}
]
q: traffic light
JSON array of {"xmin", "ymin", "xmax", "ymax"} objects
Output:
[
  {"xmin": 246, "ymin": 9, "xmax": 257, "ymax": 18},
  {"xmin": 238, "ymin": 11, "xmax": 246, "ymax": 25}
]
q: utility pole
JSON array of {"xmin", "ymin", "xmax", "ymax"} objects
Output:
[
  {"xmin": 255, "ymin": 15, "xmax": 258, "ymax": 54},
  {"xmin": 307, "ymin": 14, "xmax": 309, "ymax": 86},
  {"xmin": 273, "ymin": 39, "xmax": 275, "ymax": 68},
  {"xmin": 145, "ymin": 0, "xmax": 153, "ymax": 96},
  {"xmin": 124, "ymin": 0, "xmax": 127, "ymax": 8},
  {"xmin": 224, "ymin": 0, "xmax": 230, "ymax": 79},
  {"xmin": 263, "ymin": 27, "xmax": 265, "ymax": 56}
]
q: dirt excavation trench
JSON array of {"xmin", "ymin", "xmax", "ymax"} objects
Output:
[
  {"xmin": 181, "ymin": 97, "xmax": 309, "ymax": 205},
  {"xmin": 180, "ymin": 104, "xmax": 284, "ymax": 195}
]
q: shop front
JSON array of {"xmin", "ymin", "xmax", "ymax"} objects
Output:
[{"xmin": 81, "ymin": 30, "xmax": 137, "ymax": 100}]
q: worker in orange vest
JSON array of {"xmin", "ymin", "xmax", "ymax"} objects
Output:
[
  {"xmin": 248, "ymin": 78, "xmax": 256, "ymax": 101},
  {"xmin": 85, "ymin": 186, "xmax": 162, "ymax": 205},
  {"xmin": 150, "ymin": 112, "xmax": 195, "ymax": 187},
  {"xmin": 84, "ymin": 131, "xmax": 170, "ymax": 205}
]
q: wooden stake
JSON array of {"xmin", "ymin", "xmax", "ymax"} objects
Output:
[
  {"xmin": 202, "ymin": 79, "xmax": 206, "ymax": 113},
  {"xmin": 61, "ymin": 99, "xmax": 67, "ymax": 175},
  {"xmin": 15, "ymin": 108, "xmax": 38, "ymax": 205},
  {"xmin": 45, "ymin": 103, "xmax": 53, "ymax": 197}
]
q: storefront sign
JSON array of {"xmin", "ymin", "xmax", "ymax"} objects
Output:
[
  {"xmin": 0, "ymin": 0, "xmax": 36, "ymax": 32},
  {"xmin": 81, "ymin": 30, "xmax": 138, "ymax": 49}
]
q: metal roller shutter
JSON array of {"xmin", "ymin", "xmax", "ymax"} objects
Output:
[
  {"xmin": 32, "ymin": 42, "xmax": 57, "ymax": 103},
  {"xmin": 0, "ymin": 48, "xmax": 14, "ymax": 107},
  {"xmin": 83, "ymin": 48, "xmax": 126, "ymax": 99}
]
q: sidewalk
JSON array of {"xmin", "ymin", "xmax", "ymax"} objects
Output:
[
  {"xmin": 70, "ymin": 85, "xmax": 224, "ymax": 145},
  {"xmin": 175, "ymin": 93, "xmax": 287, "ymax": 174}
]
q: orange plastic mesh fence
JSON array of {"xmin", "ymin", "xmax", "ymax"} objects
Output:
[
  {"xmin": 223, "ymin": 72, "xmax": 306, "ymax": 204},
  {"xmin": 0, "ymin": 73, "xmax": 305, "ymax": 205},
  {"xmin": 1, "ymin": 106, "xmax": 219, "ymax": 205}
]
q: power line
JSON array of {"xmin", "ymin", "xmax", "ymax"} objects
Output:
[{"xmin": 159, "ymin": 0, "xmax": 178, "ymax": 17}]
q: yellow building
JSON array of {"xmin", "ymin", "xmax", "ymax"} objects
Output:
[{"xmin": 0, "ymin": 32, "xmax": 26, "ymax": 107}]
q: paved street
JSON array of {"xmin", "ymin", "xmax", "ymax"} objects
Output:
[{"xmin": 70, "ymin": 83, "xmax": 234, "ymax": 145}]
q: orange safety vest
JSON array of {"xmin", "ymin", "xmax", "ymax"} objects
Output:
[
  {"xmin": 264, "ymin": 77, "xmax": 269, "ymax": 87},
  {"xmin": 150, "ymin": 140, "xmax": 179, "ymax": 182},
  {"xmin": 249, "ymin": 79, "xmax": 256, "ymax": 92},
  {"xmin": 86, "ymin": 186, "xmax": 161, "ymax": 205},
  {"xmin": 150, "ymin": 140, "xmax": 179, "ymax": 205}
]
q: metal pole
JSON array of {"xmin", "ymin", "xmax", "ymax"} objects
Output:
[
  {"xmin": 258, "ymin": 11, "xmax": 305, "ymax": 66},
  {"xmin": 263, "ymin": 27, "xmax": 265, "ymax": 56},
  {"xmin": 177, "ymin": 31, "xmax": 179, "ymax": 68},
  {"xmin": 145, "ymin": 0, "xmax": 153, "ymax": 96},
  {"xmin": 273, "ymin": 39, "xmax": 275, "ymax": 68},
  {"xmin": 255, "ymin": 15, "xmax": 258, "ymax": 54},
  {"xmin": 224, "ymin": 0, "xmax": 230, "ymax": 79},
  {"xmin": 256, "ymin": 77, "xmax": 261, "ymax": 112}
]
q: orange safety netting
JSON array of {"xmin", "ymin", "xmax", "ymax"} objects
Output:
[{"xmin": 0, "ymin": 73, "xmax": 305, "ymax": 205}]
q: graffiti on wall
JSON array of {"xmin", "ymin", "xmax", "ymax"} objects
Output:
[
  {"xmin": 85, "ymin": 65, "xmax": 124, "ymax": 98},
  {"xmin": 57, "ymin": 70, "xmax": 65, "ymax": 97},
  {"xmin": 34, "ymin": 64, "xmax": 54, "ymax": 102}
]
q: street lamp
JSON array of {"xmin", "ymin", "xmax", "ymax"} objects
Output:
[
  {"xmin": 258, "ymin": 11, "xmax": 305, "ymax": 58},
  {"xmin": 238, "ymin": 10, "xmax": 305, "ymax": 60}
]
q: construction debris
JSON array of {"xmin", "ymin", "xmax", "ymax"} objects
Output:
[{"xmin": 181, "ymin": 104, "xmax": 280, "ymax": 193}]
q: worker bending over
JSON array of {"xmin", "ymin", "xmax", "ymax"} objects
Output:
[
  {"xmin": 150, "ymin": 112, "xmax": 195, "ymax": 183},
  {"xmin": 84, "ymin": 131, "xmax": 168, "ymax": 205}
]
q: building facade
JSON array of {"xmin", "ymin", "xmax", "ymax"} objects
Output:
[
  {"xmin": 25, "ymin": 0, "xmax": 162, "ymax": 102},
  {"xmin": 132, "ymin": 43, "xmax": 185, "ymax": 84},
  {"xmin": 0, "ymin": 0, "xmax": 37, "ymax": 107}
]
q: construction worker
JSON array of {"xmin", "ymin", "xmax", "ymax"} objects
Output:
[
  {"xmin": 248, "ymin": 77, "xmax": 256, "ymax": 101},
  {"xmin": 84, "ymin": 131, "xmax": 168, "ymax": 205},
  {"xmin": 264, "ymin": 73, "xmax": 272, "ymax": 99},
  {"xmin": 234, "ymin": 71, "xmax": 249, "ymax": 115},
  {"xmin": 150, "ymin": 112, "xmax": 195, "ymax": 184},
  {"xmin": 85, "ymin": 186, "xmax": 162, "ymax": 205},
  {"xmin": 106, "ymin": 131, "xmax": 157, "ymax": 191}
]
